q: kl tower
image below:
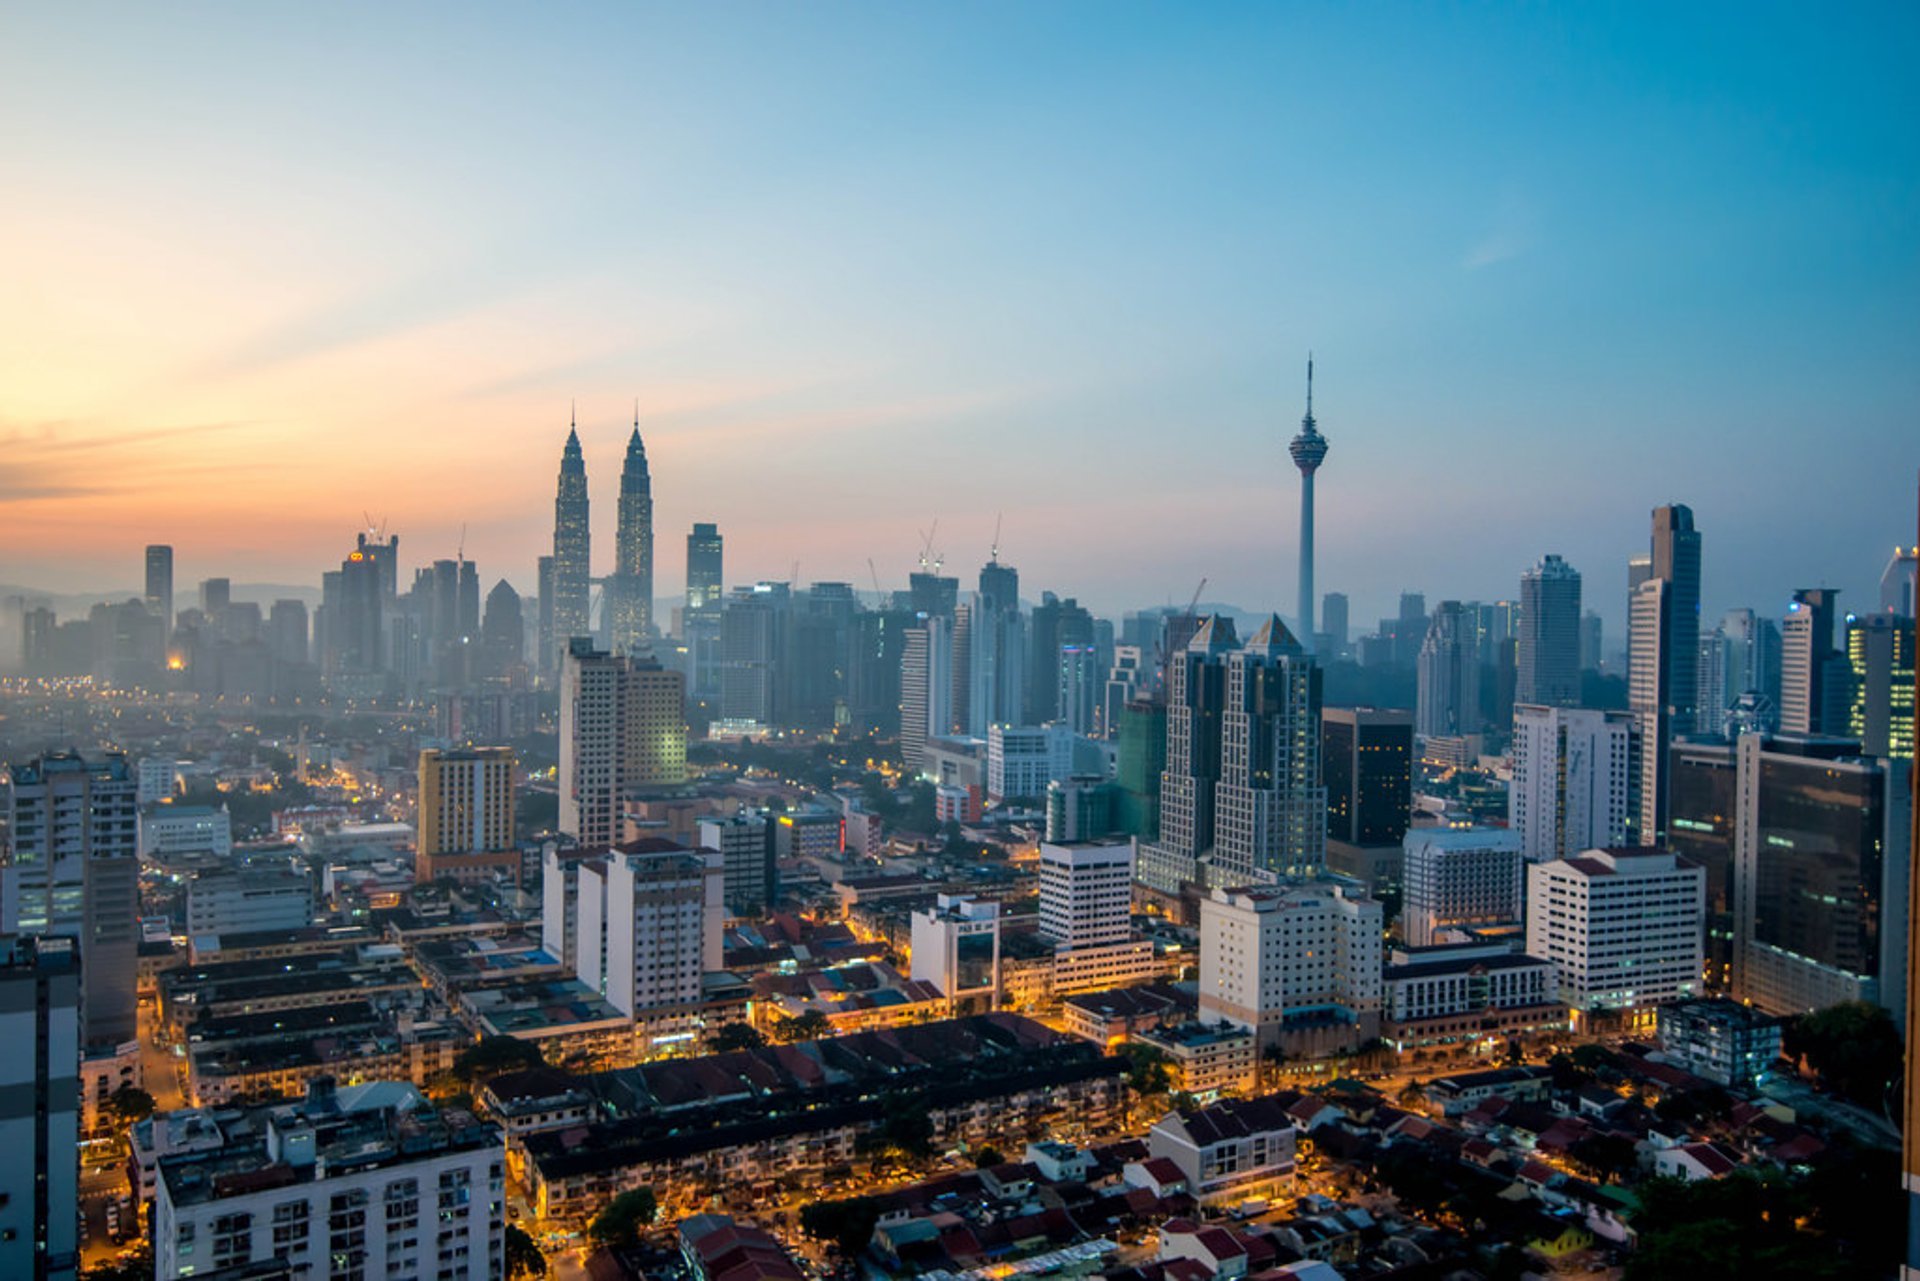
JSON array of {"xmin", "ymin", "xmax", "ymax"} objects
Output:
[{"xmin": 1289, "ymin": 356, "xmax": 1329, "ymax": 654}]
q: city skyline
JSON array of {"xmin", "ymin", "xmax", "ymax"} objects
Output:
[{"xmin": 4, "ymin": 6, "xmax": 1916, "ymax": 627}]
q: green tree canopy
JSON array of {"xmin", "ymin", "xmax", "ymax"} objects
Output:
[
  {"xmin": 587, "ymin": 1187, "xmax": 658, "ymax": 1248},
  {"xmin": 772, "ymin": 1009, "xmax": 833, "ymax": 1043},
  {"xmin": 106, "ymin": 1084, "xmax": 157, "ymax": 1127},
  {"xmin": 1785, "ymin": 1001, "xmax": 1901, "ymax": 1109},
  {"xmin": 801, "ymin": 1196, "xmax": 881, "ymax": 1256},
  {"xmin": 453, "ymin": 1035, "xmax": 546, "ymax": 1088},
  {"xmin": 504, "ymin": 1224, "xmax": 548, "ymax": 1278},
  {"xmin": 711, "ymin": 1022, "xmax": 768, "ymax": 1052}
]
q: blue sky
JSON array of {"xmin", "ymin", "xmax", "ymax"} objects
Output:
[{"xmin": 2, "ymin": 3, "xmax": 1915, "ymax": 638}]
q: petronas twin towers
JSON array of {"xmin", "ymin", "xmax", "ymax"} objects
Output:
[{"xmin": 549, "ymin": 406, "xmax": 654, "ymax": 666}]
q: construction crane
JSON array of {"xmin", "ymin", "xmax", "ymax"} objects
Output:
[
  {"xmin": 868, "ymin": 558, "xmax": 887, "ymax": 609},
  {"xmin": 1186, "ymin": 576, "xmax": 1208, "ymax": 620},
  {"xmin": 457, "ymin": 523, "xmax": 468, "ymax": 563},
  {"xmin": 989, "ymin": 512, "xmax": 1003, "ymax": 565},
  {"xmin": 917, "ymin": 519, "xmax": 943, "ymax": 575}
]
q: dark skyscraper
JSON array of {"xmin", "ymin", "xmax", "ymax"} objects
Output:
[
  {"xmin": 1517, "ymin": 553, "xmax": 1582, "ymax": 706},
  {"xmin": 536, "ymin": 554, "xmax": 555, "ymax": 684},
  {"xmin": 144, "ymin": 543, "xmax": 173, "ymax": 632},
  {"xmin": 481, "ymin": 578, "xmax": 525, "ymax": 675},
  {"xmin": 1321, "ymin": 706, "xmax": 1413, "ymax": 847},
  {"xmin": 1629, "ymin": 504, "xmax": 1701, "ymax": 843},
  {"xmin": 551, "ymin": 413, "xmax": 591, "ymax": 669},
  {"xmin": 686, "ymin": 522, "xmax": 723, "ymax": 613},
  {"xmin": 610, "ymin": 412, "xmax": 655, "ymax": 654},
  {"xmin": 979, "ymin": 556, "xmax": 1019, "ymax": 616},
  {"xmin": 1321, "ymin": 591, "xmax": 1349, "ymax": 651},
  {"xmin": 1289, "ymin": 357, "xmax": 1328, "ymax": 652}
]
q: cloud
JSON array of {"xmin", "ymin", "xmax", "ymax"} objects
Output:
[{"xmin": 1461, "ymin": 191, "xmax": 1536, "ymax": 270}]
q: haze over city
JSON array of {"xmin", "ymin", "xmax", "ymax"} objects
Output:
[{"xmin": 5, "ymin": 4, "xmax": 1917, "ymax": 628}]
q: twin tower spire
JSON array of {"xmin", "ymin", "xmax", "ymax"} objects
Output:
[{"xmin": 549, "ymin": 404, "xmax": 654, "ymax": 668}]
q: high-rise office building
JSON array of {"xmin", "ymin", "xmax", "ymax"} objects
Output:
[
  {"xmin": 1138, "ymin": 616, "xmax": 1237, "ymax": 893},
  {"xmin": 1517, "ymin": 554, "xmax": 1581, "ymax": 707},
  {"xmin": 979, "ymin": 554, "xmax": 1019, "ymax": 616},
  {"xmin": 551, "ymin": 416, "xmax": 592, "ymax": 670},
  {"xmin": 0, "ymin": 934, "xmax": 79, "ymax": 1281},
  {"xmin": 3, "ymin": 752, "xmax": 138, "ymax": 1048},
  {"xmin": 480, "ymin": 579, "xmax": 524, "ymax": 675},
  {"xmin": 1027, "ymin": 593, "xmax": 1093, "ymax": 723},
  {"xmin": 1038, "ymin": 839, "xmax": 1134, "ymax": 949},
  {"xmin": 1667, "ymin": 739, "xmax": 1739, "ymax": 993},
  {"xmin": 1510, "ymin": 704, "xmax": 1639, "ymax": 863},
  {"xmin": 1211, "ymin": 617, "xmax": 1325, "ymax": 884},
  {"xmin": 559, "ymin": 639, "xmax": 687, "ymax": 848},
  {"xmin": 610, "ymin": 416, "xmax": 655, "ymax": 654},
  {"xmin": 417, "ymin": 747, "xmax": 519, "ymax": 884},
  {"xmin": 329, "ymin": 530, "xmax": 398, "ymax": 683},
  {"xmin": 686, "ymin": 522, "xmax": 724, "ymax": 613},
  {"xmin": 199, "ymin": 576, "xmax": 230, "ymax": 617},
  {"xmin": 1321, "ymin": 591, "xmax": 1349, "ymax": 654},
  {"xmin": 1579, "ymin": 611, "xmax": 1604, "ymax": 673},
  {"xmin": 1115, "ymin": 697, "xmax": 1167, "ymax": 842},
  {"xmin": 1848, "ymin": 613, "xmax": 1916, "ymax": 760},
  {"xmin": 1403, "ymin": 828, "xmax": 1524, "ymax": 947},
  {"xmin": 1321, "ymin": 706, "xmax": 1412, "ymax": 846},
  {"xmin": 1733, "ymin": 733, "xmax": 1909, "ymax": 1017},
  {"xmin": 1781, "ymin": 588, "xmax": 1850, "ymax": 736},
  {"xmin": 536, "ymin": 554, "xmax": 555, "ymax": 683},
  {"xmin": 1526, "ymin": 848, "xmax": 1704, "ymax": 1025},
  {"xmin": 900, "ymin": 616, "xmax": 952, "ymax": 774},
  {"xmin": 1289, "ymin": 357, "xmax": 1328, "ymax": 653},
  {"xmin": 268, "ymin": 598, "xmax": 308, "ymax": 666},
  {"xmin": 144, "ymin": 544, "xmax": 173, "ymax": 635},
  {"xmin": 1198, "ymin": 881, "xmax": 1382, "ymax": 1052},
  {"xmin": 1416, "ymin": 601, "xmax": 1480, "ymax": 739},
  {"xmin": 718, "ymin": 585, "xmax": 786, "ymax": 727},
  {"xmin": 1057, "ymin": 643, "xmax": 1102, "ymax": 737},
  {"xmin": 1884, "ymin": 543, "xmax": 1919, "ymax": 617},
  {"xmin": 697, "ymin": 813, "xmax": 775, "ymax": 916},
  {"xmin": 1628, "ymin": 505, "xmax": 1701, "ymax": 844}
]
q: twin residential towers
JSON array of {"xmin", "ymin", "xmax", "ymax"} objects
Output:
[{"xmin": 544, "ymin": 406, "xmax": 656, "ymax": 669}]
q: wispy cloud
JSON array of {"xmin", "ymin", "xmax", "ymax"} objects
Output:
[{"xmin": 1462, "ymin": 191, "xmax": 1536, "ymax": 270}]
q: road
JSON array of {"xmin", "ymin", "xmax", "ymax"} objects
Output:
[{"xmin": 140, "ymin": 998, "xmax": 189, "ymax": 1112}]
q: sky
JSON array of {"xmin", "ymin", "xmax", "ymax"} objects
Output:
[{"xmin": 2, "ymin": 4, "xmax": 1916, "ymax": 638}]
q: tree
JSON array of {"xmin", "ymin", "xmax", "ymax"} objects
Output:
[
  {"xmin": 801, "ymin": 1196, "xmax": 881, "ymax": 1256},
  {"xmin": 84, "ymin": 1248, "xmax": 154, "ymax": 1281},
  {"xmin": 588, "ymin": 1187, "xmax": 658, "ymax": 1248},
  {"xmin": 1785, "ymin": 1001, "xmax": 1901, "ymax": 1109},
  {"xmin": 860, "ymin": 1097, "xmax": 934, "ymax": 1161},
  {"xmin": 106, "ymin": 1085, "xmax": 157, "ymax": 1127},
  {"xmin": 453, "ymin": 1036, "xmax": 546, "ymax": 1089},
  {"xmin": 1397, "ymin": 1078, "xmax": 1428, "ymax": 1108},
  {"xmin": 772, "ymin": 1010, "xmax": 833, "ymax": 1043},
  {"xmin": 1570, "ymin": 1132, "xmax": 1639, "ymax": 1184},
  {"xmin": 1121, "ymin": 1043, "xmax": 1173, "ymax": 1097},
  {"xmin": 1627, "ymin": 1173, "xmax": 1850, "ymax": 1281},
  {"xmin": 504, "ymin": 1224, "xmax": 548, "ymax": 1279},
  {"xmin": 711, "ymin": 1022, "xmax": 768, "ymax": 1052},
  {"xmin": 973, "ymin": 1145, "xmax": 1004, "ymax": 1168}
]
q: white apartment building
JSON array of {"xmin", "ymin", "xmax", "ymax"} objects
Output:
[
  {"xmin": 1401, "ymin": 827, "xmax": 1524, "ymax": 947},
  {"xmin": 139, "ymin": 803, "xmax": 235, "ymax": 861},
  {"xmin": 988, "ymin": 723, "xmax": 1074, "ymax": 803},
  {"xmin": 1197, "ymin": 881, "xmax": 1382, "ymax": 1053},
  {"xmin": 137, "ymin": 756, "xmax": 181, "ymax": 806},
  {"xmin": 697, "ymin": 813, "xmax": 774, "ymax": 915},
  {"xmin": 1509, "ymin": 704, "xmax": 1638, "ymax": 862},
  {"xmin": 152, "ymin": 1080, "xmax": 503, "ymax": 1281},
  {"xmin": 1038, "ymin": 839, "xmax": 1133, "ymax": 949},
  {"xmin": 576, "ymin": 843, "xmax": 723, "ymax": 1018},
  {"xmin": 1525, "ymin": 847, "xmax": 1704, "ymax": 1024}
]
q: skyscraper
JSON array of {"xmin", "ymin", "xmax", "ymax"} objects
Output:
[
  {"xmin": 610, "ymin": 414, "xmax": 655, "ymax": 654},
  {"xmin": 1211, "ymin": 616, "xmax": 1325, "ymax": 883},
  {"xmin": 900, "ymin": 615, "xmax": 952, "ymax": 774},
  {"xmin": 1628, "ymin": 504, "xmax": 1701, "ymax": 843},
  {"xmin": 1848, "ymin": 612, "xmax": 1916, "ymax": 761},
  {"xmin": 1884, "ymin": 543, "xmax": 1919, "ymax": 616},
  {"xmin": 1416, "ymin": 601, "xmax": 1480, "ymax": 739},
  {"xmin": 1732, "ymin": 733, "xmax": 1908, "ymax": 1016},
  {"xmin": 536, "ymin": 554, "xmax": 555, "ymax": 684},
  {"xmin": 1510, "ymin": 704, "xmax": 1640, "ymax": 862},
  {"xmin": 0, "ymin": 935, "xmax": 79, "ymax": 1281},
  {"xmin": 1517, "ymin": 554, "xmax": 1582, "ymax": 706},
  {"xmin": 686, "ymin": 522, "xmax": 724, "ymax": 613},
  {"xmin": 1321, "ymin": 591, "xmax": 1349, "ymax": 655},
  {"xmin": 480, "ymin": 578, "xmax": 525, "ymax": 676},
  {"xmin": 558, "ymin": 639, "xmax": 686, "ymax": 848},
  {"xmin": 144, "ymin": 543, "xmax": 173, "ymax": 633},
  {"xmin": 551, "ymin": 414, "xmax": 591, "ymax": 670},
  {"xmin": 1781, "ymin": 588, "xmax": 1849, "ymax": 735},
  {"xmin": 1321, "ymin": 706, "xmax": 1413, "ymax": 847},
  {"xmin": 1289, "ymin": 357, "xmax": 1328, "ymax": 653},
  {"xmin": 3, "ymin": 752, "xmax": 138, "ymax": 1049},
  {"xmin": 1138, "ymin": 616, "xmax": 1237, "ymax": 893}
]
